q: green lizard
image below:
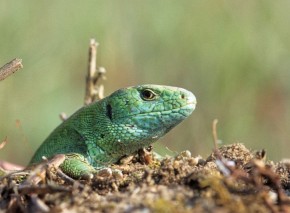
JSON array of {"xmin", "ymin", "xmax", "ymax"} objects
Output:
[{"xmin": 29, "ymin": 85, "xmax": 196, "ymax": 179}]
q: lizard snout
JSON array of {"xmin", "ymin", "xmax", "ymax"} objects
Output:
[{"xmin": 180, "ymin": 89, "xmax": 197, "ymax": 109}]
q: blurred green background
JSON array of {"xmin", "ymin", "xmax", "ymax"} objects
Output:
[{"xmin": 1, "ymin": 1, "xmax": 290, "ymax": 165}]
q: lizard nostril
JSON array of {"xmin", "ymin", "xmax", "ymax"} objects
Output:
[{"xmin": 181, "ymin": 94, "xmax": 185, "ymax": 99}]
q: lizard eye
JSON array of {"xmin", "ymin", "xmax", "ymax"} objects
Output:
[{"xmin": 141, "ymin": 89, "xmax": 157, "ymax": 101}]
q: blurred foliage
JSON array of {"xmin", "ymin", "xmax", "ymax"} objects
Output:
[{"xmin": 1, "ymin": 1, "xmax": 290, "ymax": 164}]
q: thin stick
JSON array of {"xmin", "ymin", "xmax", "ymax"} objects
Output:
[
  {"xmin": 0, "ymin": 58, "xmax": 23, "ymax": 81},
  {"xmin": 212, "ymin": 119, "xmax": 219, "ymax": 150},
  {"xmin": 0, "ymin": 136, "xmax": 7, "ymax": 150},
  {"xmin": 84, "ymin": 39, "xmax": 106, "ymax": 105}
]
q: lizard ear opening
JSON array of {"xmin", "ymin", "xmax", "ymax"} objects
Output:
[{"xmin": 106, "ymin": 104, "xmax": 112, "ymax": 120}]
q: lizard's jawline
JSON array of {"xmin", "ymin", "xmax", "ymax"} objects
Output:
[{"xmin": 116, "ymin": 103, "xmax": 195, "ymax": 120}]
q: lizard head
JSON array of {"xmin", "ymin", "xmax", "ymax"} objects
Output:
[{"xmin": 99, "ymin": 84, "xmax": 196, "ymax": 152}]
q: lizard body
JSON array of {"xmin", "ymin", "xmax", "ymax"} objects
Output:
[{"xmin": 29, "ymin": 85, "xmax": 196, "ymax": 179}]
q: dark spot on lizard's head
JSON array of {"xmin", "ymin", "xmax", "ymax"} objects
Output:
[
  {"xmin": 106, "ymin": 104, "xmax": 112, "ymax": 120},
  {"xmin": 100, "ymin": 134, "xmax": 105, "ymax": 138}
]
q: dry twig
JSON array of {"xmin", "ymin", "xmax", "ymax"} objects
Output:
[
  {"xmin": 0, "ymin": 58, "xmax": 23, "ymax": 81},
  {"xmin": 212, "ymin": 119, "xmax": 219, "ymax": 150},
  {"xmin": 24, "ymin": 154, "xmax": 66, "ymax": 185},
  {"xmin": 211, "ymin": 119, "xmax": 290, "ymax": 211},
  {"xmin": 84, "ymin": 39, "xmax": 106, "ymax": 105},
  {"xmin": 0, "ymin": 137, "xmax": 8, "ymax": 150}
]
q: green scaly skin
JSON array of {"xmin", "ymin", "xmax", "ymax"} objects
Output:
[{"xmin": 29, "ymin": 85, "xmax": 196, "ymax": 179}]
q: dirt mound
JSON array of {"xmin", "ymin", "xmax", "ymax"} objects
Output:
[{"xmin": 1, "ymin": 143, "xmax": 290, "ymax": 212}]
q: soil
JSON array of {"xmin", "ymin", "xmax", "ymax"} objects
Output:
[{"xmin": 1, "ymin": 143, "xmax": 290, "ymax": 213}]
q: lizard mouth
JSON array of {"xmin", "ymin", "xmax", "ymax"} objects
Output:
[
  {"xmin": 114, "ymin": 98, "xmax": 196, "ymax": 119},
  {"xmin": 184, "ymin": 102, "xmax": 196, "ymax": 112},
  {"xmin": 120, "ymin": 102, "xmax": 196, "ymax": 120},
  {"xmin": 185, "ymin": 93, "xmax": 197, "ymax": 106}
]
